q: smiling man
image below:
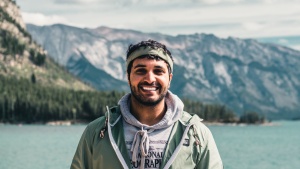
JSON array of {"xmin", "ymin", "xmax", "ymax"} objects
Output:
[{"xmin": 71, "ymin": 39, "xmax": 223, "ymax": 169}]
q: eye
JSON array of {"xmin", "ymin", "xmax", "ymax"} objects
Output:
[
  {"xmin": 154, "ymin": 69, "xmax": 165, "ymax": 75},
  {"xmin": 135, "ymin": 68, "xmax": 147, "ymax": 74}
]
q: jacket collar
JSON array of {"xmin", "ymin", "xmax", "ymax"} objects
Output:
[
  {"xmin": 107, "ymin": 106, "xmax": 131, "ymax": 168},
  {"xmin": 107, "ymin": 106, "xmax": 122, "ymax": 126}
]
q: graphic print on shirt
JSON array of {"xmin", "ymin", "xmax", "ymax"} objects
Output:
[
  {"xmin": 122, "ymin": 114, "xmax": 174, "ymax": 169},
  {"xmin": 126, "ymin": 140, "xmax": 167, "ymax": 169}
]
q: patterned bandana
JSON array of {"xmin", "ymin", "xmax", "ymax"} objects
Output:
[{"xmin": 126, "ymin": 46, "xmax": 173, "ymax": 72}]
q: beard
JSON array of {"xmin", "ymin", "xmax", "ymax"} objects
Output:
[{"xmin": 129, "ymin": 82, "xmax": 168, "ymax": 106}]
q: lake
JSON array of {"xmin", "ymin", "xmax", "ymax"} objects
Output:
[{"xmin": 0, "ymin": 121, "xmax": 299, "ymax": 169}]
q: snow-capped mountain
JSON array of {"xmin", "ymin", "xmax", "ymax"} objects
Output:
[{"xmin": 26, "ymin": 24, "xmax": 300, "ymax": 119}]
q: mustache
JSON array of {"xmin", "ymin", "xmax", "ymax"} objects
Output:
[{"xmin": 139, "ymin": 81, "xmax": 161, "ymax": 87}]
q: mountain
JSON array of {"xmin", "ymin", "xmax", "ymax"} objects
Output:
[
  {"xmin": 257, "ymin": 35, "xmax": 300, "ymax": 51},
  {"xmin": 26, "ymin": 24, "xmax": 300, "ymax": 120},
  {"xmin": 0, "ymin": 0, "xmax": 91, "ymax": 91}
]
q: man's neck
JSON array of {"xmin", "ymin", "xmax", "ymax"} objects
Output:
[{"xmin": 130, "ymin": 98, "xmax": 166, "ymax": 126}]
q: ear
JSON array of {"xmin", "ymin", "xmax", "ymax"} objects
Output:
[
  {"xmin": 168, "ymin": 73, "xmax": 173, "ymax": 88},
  {"xmin": 127, "ymin": 72, "xmax": 130, "ymax": 85}
]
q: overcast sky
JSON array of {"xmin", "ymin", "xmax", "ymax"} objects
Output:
[{"xmin": 16, "ymin": 0, "xmax": 300, "ymax": 39}]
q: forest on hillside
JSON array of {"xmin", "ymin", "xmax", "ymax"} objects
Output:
[
  {"xmin": 0, "ymin": 75, "xmax": 265, "ymax": 124},
  {"xmin": 0, "ymin": 75, "xmax": 123, "ymax": 123}
]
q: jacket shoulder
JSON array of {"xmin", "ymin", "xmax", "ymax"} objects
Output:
[
  {"xmin": 83, "ymin": 116, "xmax": 107, "ymax": 138},
  {"xmin": 180, "ymin": 111, "xmax": 204, "ymax": 125},
  {"xmin": 86, "ymin": 106, "xmax": 119, "ymax": 130},
  {"xmin": 181, "ymin": 112, "xmax": 211, "ymax": 141},
  {"xmin": 179, "ymin": 111, "xmax": 192, "ymax": 125},
  {"xmin": 84, "ymin": 105, "xmax": 120, "ymax": 136}
]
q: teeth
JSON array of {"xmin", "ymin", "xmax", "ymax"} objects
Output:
[{"xmin": 143, "ymin": 87, "xmax": 156, "ymax": 91}]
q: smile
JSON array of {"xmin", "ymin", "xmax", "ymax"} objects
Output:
[
  {"xmin": 139, "ymin": 83, "xmax": 160, "ymax": 92},
  {"xmin": 142, "ymin": 86, "xmax": 157, "ymax": 91}
]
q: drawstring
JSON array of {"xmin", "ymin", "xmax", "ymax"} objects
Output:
[
  {"xmin": 131, "ymin": 127, "xmax": 150, "ymax": 169},
  {"xmin": 191, "ymin": 124, "xmax": 201, "ymax": 146}
]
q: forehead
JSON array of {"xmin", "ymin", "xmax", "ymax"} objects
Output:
[{"xmin": 132, "ymin": 57, "xmax": 169, "ymax": 69}]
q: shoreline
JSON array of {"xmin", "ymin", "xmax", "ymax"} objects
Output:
[
  {"xmin": 203, "ymin": 121, "xmax": 277, "ymax": 126},
  {"xmin": 0, "ymin": 120, "xmax": 280, "ymax": 126},
  {"xmin": 0, "ymin": 120, "xmax": 89, "ymax": 126}
]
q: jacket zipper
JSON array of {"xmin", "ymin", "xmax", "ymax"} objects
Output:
[
  {"xmin": 162, "ymin": 123, "xmax": 193, "ymax": 169},
  {"xmin": 107, "ymin": 106, "xmax": 129, "ymax": 169}
]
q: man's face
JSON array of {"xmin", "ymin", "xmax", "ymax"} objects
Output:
[{"xmin": 128, "ymin": 57, "xmax": 172, "ymax": 106}]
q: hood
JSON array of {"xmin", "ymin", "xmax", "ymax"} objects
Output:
[{"xmin": 118, "ymin": 90, "xmax": 184, "ymax": 130}]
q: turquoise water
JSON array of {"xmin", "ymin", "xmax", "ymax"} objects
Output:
[
  {"xmin": 210, "ymin": 121, "xmax": 300, "ymax": 169},
  {"xmin": 0, "ymin": 124, "xmax": 85, "ymax": 169},
  {"xmin": 0, "ymin": 121, "xmax": 299, "ymax": 169}
]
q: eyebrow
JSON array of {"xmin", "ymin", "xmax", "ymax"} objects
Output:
[
  {"xmin": 133, "ymin": 64, "xmax": 146, "ymax": 69},
  {"xmin": 133, "ymin": 64, "xmax": 165, "ymax": 70}
]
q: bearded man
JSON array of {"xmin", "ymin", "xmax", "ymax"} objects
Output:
[{"xmin": 71, "ymin": 39, "xmax": 223, "ymax": 169}]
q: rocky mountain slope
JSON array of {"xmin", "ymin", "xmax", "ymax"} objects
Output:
[
  {"xmin": 26, "ymin": 24, "xmax": 300, "ymax": 119},
  {"xmin": 0, "ymin": 0, "xmax": 91, "ymax": 90}
]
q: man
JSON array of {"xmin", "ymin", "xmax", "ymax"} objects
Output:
[{"xmin": 71, "ymin": 39, "xmax": 223, "ymax": 169}]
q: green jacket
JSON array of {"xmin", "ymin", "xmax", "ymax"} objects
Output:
[{"xmin": 70, "ymin": 106, "xmax": 223, "ymax": 169}]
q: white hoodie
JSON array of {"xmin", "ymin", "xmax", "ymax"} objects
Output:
[{"xmin": 118, "ymin": 91, "xmax": 184, "ymax": 169}]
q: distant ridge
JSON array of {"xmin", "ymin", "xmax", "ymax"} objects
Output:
[
  {"xmin": 257, "ymin": 35, "xmax": 300, "ymax": 51},
  {"xmin": 26, "ymin": 24, "xmax": 300, "ymax": 119}
]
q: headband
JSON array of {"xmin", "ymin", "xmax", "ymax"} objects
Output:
[{"xmin": 126, "ymin": 46, "xmax": 173, "ymax": 72}]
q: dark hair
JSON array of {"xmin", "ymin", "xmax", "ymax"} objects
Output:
[{"xmin": 126, "ymin": 39, "xmax": 173, "ymax": 77}]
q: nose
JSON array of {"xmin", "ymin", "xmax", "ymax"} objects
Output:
[{"xmin": 144, "ymin": 71, "xmax": 156, "ymax": 83}]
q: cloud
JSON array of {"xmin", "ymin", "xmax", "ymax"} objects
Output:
[
  {"xmin": 53, "ymin": 0, "xmax": 99, "ymax": 4},
  {"xmin": 52, "ymin": 0, "xmax": 244, "ymax": 6},
  {"xmin": 21, "ymin": 12, "xmax": 68, "ymax": 26},
  {"xmin": 193, "ymin": 0, "xmax": 243, "ymax": 5},
  {"xmin": 17, "ymin": 0, "xmax": 300, "ymax": 38},
  {"xmin": 242, "ymin": 22, "xmax": 265, "ymax": 31}
]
